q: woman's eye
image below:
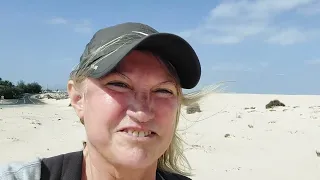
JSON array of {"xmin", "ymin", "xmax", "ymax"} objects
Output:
[
  {"xmin": 107, "ymin": 82, "xmax": 129, "ymax": 88},
  {"xmin": 155, "ymin": 88, "xmax": 173, "ymax": 94}
]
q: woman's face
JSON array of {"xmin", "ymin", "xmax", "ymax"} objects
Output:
[{"xmin": 81, "ymin": 50, "xmax": 179, "ymax": 168}]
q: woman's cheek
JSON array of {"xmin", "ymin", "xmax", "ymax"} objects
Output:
[
  {"xmin": 99, "ymin": 89, "xmax": 130, "ymax": 108},
  {"xmin": 154, "ymin": 95, "xmax": 178, "ymax": 109},
  {"xmin": 153, "ymin": 97, "xmax": 178, "ymax": 121}
]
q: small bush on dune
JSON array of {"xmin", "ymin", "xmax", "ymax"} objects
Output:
[
  {"xmin": 186, "ymin": 102, "xmax": 201, "ymax": 114},
  {"xmin": 266, "ymin": 99, "xmax": 285, "ymax": 109}
]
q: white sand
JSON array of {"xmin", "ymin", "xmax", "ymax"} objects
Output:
[{"xmin": 1, "ymin": 93, "xmax": 320, "ymax": 180}]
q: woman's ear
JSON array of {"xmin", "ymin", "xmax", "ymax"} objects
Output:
[{"xmin": 67, "ymin": 80, "xmax": 85, "ymax": 120}]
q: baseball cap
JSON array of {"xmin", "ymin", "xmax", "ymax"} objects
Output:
[{"xmin": 78, "ymin": 22, "xmax": 201, "ymax": 89}]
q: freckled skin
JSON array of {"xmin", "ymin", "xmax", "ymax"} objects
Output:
[{"xmin": 81, "ymin": 50, "xmax": 179, "ymax": 171}]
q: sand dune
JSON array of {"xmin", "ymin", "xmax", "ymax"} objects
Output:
[{"xmin": 1, "ymin": 93, "xmax": 320, "ymax": 180}]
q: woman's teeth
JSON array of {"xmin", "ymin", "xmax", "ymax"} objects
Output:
[{"xmin": 124, "ymin": 129, "xmax": 152, "ymax": 137}]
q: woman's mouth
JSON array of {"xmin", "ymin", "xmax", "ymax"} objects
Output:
[{"xmin": 120, "ymin": 129, "xmax": 156, "ymax": 137}]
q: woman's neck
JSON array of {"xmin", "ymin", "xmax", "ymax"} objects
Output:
[{"xmin": 81, "ymin": 146, "xmax": 158, "ymax": 180}]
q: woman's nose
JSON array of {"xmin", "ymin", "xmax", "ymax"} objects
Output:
[{"xmin": 127, "ymin": 93, "xmax": 155, "ymax": 123}]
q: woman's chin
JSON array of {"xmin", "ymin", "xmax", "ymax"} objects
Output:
[{"xmin": 112, "ymin": 148, "xmax": 157, "ymax": 169}]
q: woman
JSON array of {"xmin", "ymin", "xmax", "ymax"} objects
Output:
[{"xmin": 0, "ymin": 22, "xmax": 208, "ymax": 180}]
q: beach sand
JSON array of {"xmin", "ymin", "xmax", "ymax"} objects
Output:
[{"xmin": 1, "ymin": 93, "xmax": 320, "ymax": 180}]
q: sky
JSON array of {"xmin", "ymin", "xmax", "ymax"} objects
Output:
[{"xmin": 1, "ymin": 0, "xmax": 320, "ymax": 95}]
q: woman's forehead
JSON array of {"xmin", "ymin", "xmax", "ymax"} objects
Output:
[
  {"xmin": 116, "ymin": 51, "xmax": 172, "ymax": 76},
  {"xmin": 118, "ymin": 50, "xmax": 162, "ymax": 68},
  {"xmin": 93, "ymin": 50, "xmax": 180, "ymax": 85}
]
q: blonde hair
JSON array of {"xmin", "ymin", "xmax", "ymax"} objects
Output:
[{"xmin": 69, "ymin": 51, "xmax": 217, "ymax": 177}]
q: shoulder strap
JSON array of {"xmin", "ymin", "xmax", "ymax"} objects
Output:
[
  {"xmin": 157, "ymin": 169, "xmax": 192, "ymax": 180},
  {"xmin": 40, "ymin": 151, "xmax": 83, "ymax": 180}
]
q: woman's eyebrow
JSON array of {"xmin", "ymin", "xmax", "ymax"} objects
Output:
[
  {"xmin": 156, "ymin": 80, "xmax": 178, "ymax": 88},
  {"xmin": 106, "ymin": 71, "xmax": 130, "ymax": 80},
  {"xmin": 115, "ymin": 72, "xmax": 130, "ymax": 80}
]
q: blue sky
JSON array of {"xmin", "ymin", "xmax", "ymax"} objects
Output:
[{"xmin": 1, "ymin": 0, "xmax": 320, "ymax": 95}]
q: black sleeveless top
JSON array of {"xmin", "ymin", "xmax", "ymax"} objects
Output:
[{"xmin": 40, "ymin": 151, "xmax": 191, "ymax": 180}]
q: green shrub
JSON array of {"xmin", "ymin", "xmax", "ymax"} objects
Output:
[
  {"xmin": 0, "ymin": 78, "xmax": 42, "ymax": 99},
  {"xmin": 266, "ymin": 99, "xmax": 285, "ymax": 109}
]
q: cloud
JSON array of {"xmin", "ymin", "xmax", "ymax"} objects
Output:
[
  {"xmin": 305, "ymin": 59, "xmax": 320, "ymax": 65},
  {"xmin": 210, "ymin": 0, "xmax": 315, "ymax": 19},
  {"xmin": 297, "ymin": 1, "xmax": 320, "ymax": 15},
  {"xmin": 266, "ymin": 28, "xmax": 307, "ymax": 45},
  {"xmin": 47, "ymin": 17, "xmax": 68, "ymax": 25},
  {"xmin": 47, "ymin": 17, "xmax": 93, "ymax": 34},
  {"xmin": 259, "ymin": 62, "xmax": 269, "ymax": 68},
  {"xmin": 180, "ymin": 0, "xmax": 319, "ymax": 45}
]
